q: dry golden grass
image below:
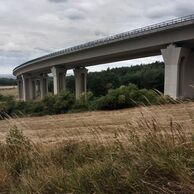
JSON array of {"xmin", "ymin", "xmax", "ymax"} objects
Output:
[
  {"xmin": 1, "ymin": 102, "xmax": 194, "ymax": 193},
  {"xmin": 0, "ymin": 86, "xmax": 17, "ymax": 98},
  {"xmin": 0, "ymin": 101, "xmax": 194, "ymax": 144}
]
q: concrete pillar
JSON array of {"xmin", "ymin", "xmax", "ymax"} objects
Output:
[
  {"xmin": 21, "ymin": 75, "xmax": 29, "ymax": 101},
  {"xmin": 74, "ymin": 67, "xmax": 88, "ymax": 100},
  {"xmin": 35, "ymin": 79, "xmax": 41, "ymax": 99},
  {"xmin": 161, "ymin": 44, "xmax": 194, "ymax": 99},
  {"xmin": 40, "ymin": 74, "xmax": 48, "ymax": 99},
  {"xmin": 29, "ymin": 78, "xmax": 36, "ymax": 100},
  {"xmin": 17, "ymin": 78, "xmax": 23, "ymax": 100},
  {"xmin": 51, "ymin": 66, "xmax": 67, "ymax": 95},
  {"xmin": 21, "ymin": 75, "xmax": 36, "ymax": 101}
]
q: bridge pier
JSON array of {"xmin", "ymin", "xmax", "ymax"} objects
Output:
[
  {"xmin": 51, "ymin": 66, "xmax": 67, "ymax": 95},
  {"xmin": 28, "ymin": 77, "xmax": 36, "ymax": 100},
  {"xmin": 74, "ymin": 67, "xmax": 88, "ymax": 100},
  {"xmin": 21, "ymin": 75, "xmax": 32, "ymax": 101},
  {"xmin": 40, "ymin": 74, "xmax": 48, "ymax": 99},
  {"xmin": 17, "ymin": 78, "xmax": 23, "ymax": 100},
  {"xmin": 162, "ymin": 44, "xmax": 194, "ymax": 99},
  {"xmin": 35, "ymin": 79, "xmax": 41, "ymax": 99},
  {"xmin": 18, "ymin": 74, "xmax": 48, "ymax": 101}
]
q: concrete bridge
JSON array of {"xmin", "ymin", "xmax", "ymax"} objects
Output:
[{"xmin": 13, "ymin": 14, "xmax": 194, "ymax": 101}]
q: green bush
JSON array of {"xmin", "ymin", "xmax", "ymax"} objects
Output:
[
  {"xmin": 71, "ymin": 92, "xmax": 94, "ymax": 112},
  {"xmin": 0, "ymin": 91, "xmax": 75, "ymax": 117},
  {"xmin": 54, "ymin": 91, "xmax": 74, "ymax": 114},
  {"xmin": 138, "ymin": 89, "xmax": 158, "ymax": 105},
  {"xmin": 0, "ymin": 96, "xmax": 16, "ymax": 119},
  {"xmin": 0, "ymin": 94, "xmax": 13, "ymax": 101},
  {"xmin": 42, "ymin": 91, "xmax": 74, "ymax": 114},
  {"xmin": 93, "ymin": 84, "xmax": 158, "ymax": 110},
  {"xmin": 0, "ymin": 84, "xmax": 172, "ymax": 118}
]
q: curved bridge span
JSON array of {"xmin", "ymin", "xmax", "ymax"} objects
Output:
[{"xmin": 13, "ymin": 14, "xmax": 194, "ymax": 101}]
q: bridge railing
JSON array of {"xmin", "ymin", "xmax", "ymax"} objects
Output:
[
  {"xmin": 96, "ymin": 14, "xmax": 194, "ymax": 43},
  {"xmin": 130, "ymin": 14, "xmax": 194, "ymax": 33},
  {"xmin": 50, "ymin": 14, "xmax": 194, "ymax": 56}
]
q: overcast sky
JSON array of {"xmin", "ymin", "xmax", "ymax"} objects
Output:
[{"xmin": 0, "ymin": 0, "xmax": 194, "ymax": 74}]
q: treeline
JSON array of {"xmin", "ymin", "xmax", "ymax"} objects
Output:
[
  {"xmin": 0, "ymin": 78, "xmax": 17, "ymax": 86},
  {"xmin": 89, "ymin": 61, "xmax": 164, "ymax": 96},
  {"xmin": 65, "ymin": 61, "xmax": 164, "ymax": 96}
]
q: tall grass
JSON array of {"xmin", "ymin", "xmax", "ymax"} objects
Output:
[{"xmin": 0, "ymin": 109, "xmax": 194, "ymax": 193}]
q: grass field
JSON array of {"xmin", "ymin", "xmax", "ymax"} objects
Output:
[
  {"xmin": 1, "ymin": 102, "xmax": 194, "ymax": 193},
  {"xmin": 0, "ymin": 86, "xmax": 17, "ymax": 98},
  {"xmin": 0, "ymin": 101, "xmax": 194, "ymax": 144}
]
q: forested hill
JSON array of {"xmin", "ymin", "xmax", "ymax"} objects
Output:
[
  {"xmin": 0, "ymin": 61, "xmax": 164, "ymax": 97},
  {"xmin": 66, "ymin": 61, "xmax": 164, "ymax": 96},
  {"xmin": 0, "ymin": 78, "xmax": 17, "ymax": 86}
]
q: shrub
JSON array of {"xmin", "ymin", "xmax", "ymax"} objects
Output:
[
  {"xmin": 138, "ymin": 89, "xmax": 158, "ymax": 105},
  {"xmin": 53, "ymin": 91, "xmax": 75, "ymax": 114},
  {"xmin": 0, "ymin": 84, "xmax": 174, "ymax": 118},
  {"xmin": 0, "ymin": 97, "xmax": 16, "ymax": 119},
  {"xmin": 93, "ymin": 84, "xmax": 158, "ymax": 110},
  {"xmin": 39, "ymin": 91, "xmax": 75, "ymax": 115},
  {"xmin": 71, "ymin": 92, "xmax": 94, "ymax": 112},
  {"xmin": 42, "ymin": 95, "xmax": 57, "ymax": 114}
]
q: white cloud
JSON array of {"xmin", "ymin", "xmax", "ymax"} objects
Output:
[{"xmin": 0, "ymin": 0, "xmax": 193, "ymax": 74}]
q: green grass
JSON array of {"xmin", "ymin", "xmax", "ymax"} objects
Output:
[{"xmin": 0, "ymin": 113, "xmax": 194, "ymax": 194}]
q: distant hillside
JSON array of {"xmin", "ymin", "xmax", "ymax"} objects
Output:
[{"xmin": 0, "ymin": 77, "xmax": 17, "ymax": 86}]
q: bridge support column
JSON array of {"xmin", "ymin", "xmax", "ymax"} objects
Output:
[
  {"xmin": 51, "ymin": 67, "xmax": 67, "ymax": 95},
  {"xmin": 21, "ymin": 75, "xmax": 26, "ymax": 101},
  {"xmin": 161, "ymin": 44, "xmax": 194, "ymax": 99},
  {"xmin": 21, "ymin": 75, "xmax": 36, "ymax": 101},
  {"xmin": 35, "ymin": 79, "xmax": 41, "ymax": 99},
  {"xmin": 17, "ymin": 78, "xmax": 23, "ymax": 100},
  {"xmin": 29, "ymin": 77, "xmax": 36, "ymax": 100},
  {"xmin": 21, "ymin": 75, "xmax": 30, "ymax": 101},
  {"xmin": 40, "ymin": 74, "xmax": 48, "ymax": 99},
  {"xmin": 74, "ymin": 67, "xmax": 88, "ymax": 100}
]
